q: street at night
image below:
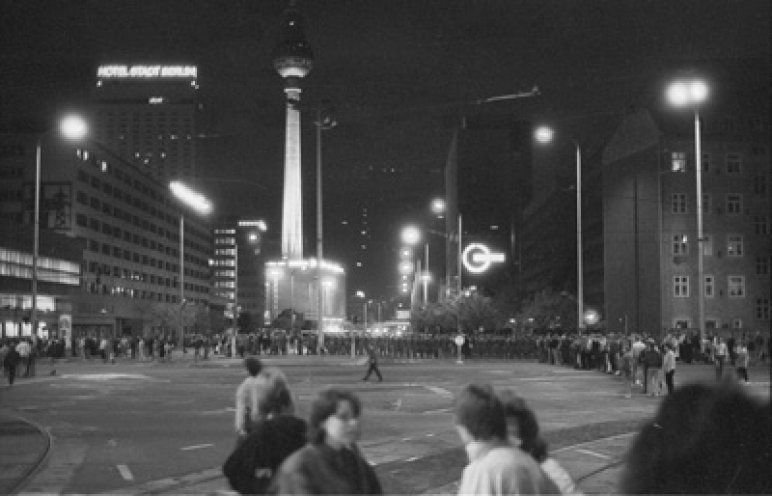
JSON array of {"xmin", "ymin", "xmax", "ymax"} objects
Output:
[{"xmin": 1, "ymin": 353, "xmax": 769, "ymax": 494}]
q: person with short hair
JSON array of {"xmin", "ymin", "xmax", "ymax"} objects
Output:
[
  {"xmin": 234, "ymin": 357, "xmax": 267, "ymax": 439},
  {"xmin": 619, "ymin": 382, "xmax": 771, "ymax": 494},
  {"xmin": 735, "ymin": 341, "xmax": 750, "ymax": 383},
  {"xmin": 274, "ymin": 388, "xmax": 382, "ymax": 494},
  {"xmin": 662, "ymin": 343, "xmax": 676, "ymax": 395},
  {"xmin": 454, "ymin": 384, "xmax": 555, "ymax": 495},
  {"xmin": 223, "ymin": 367, "xmax": 306, "ymax": 494}
]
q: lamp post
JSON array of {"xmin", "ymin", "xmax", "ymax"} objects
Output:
[
  {"xmin": 169, "ymin": 181, "xmax": 212, "ymax": 353},
  {"xmin": 31, "ymin": 115, "xmax": 88, "ymax": 339},
  {"xmin": 314, "ymin": 103, "xmax": 336, "ymax": 352},
  {"xmin": 534, "ymin": 125, "xmax": 585, "ymax": 331},
  {"xmin": 666, "ymin": 77, "xmax": 709, "ymax": 352}
]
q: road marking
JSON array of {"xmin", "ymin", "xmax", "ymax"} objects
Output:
[
  {"xmin": 425, "ymin": 433, "xmax": 435, "ymax": 437},
  {"xmin": 574, "ymin": 448, "xmax": 611, "ymax": 460},
  {"xmin": 117, "ymin": 464, "xmax": 134, "ymax": 481},
  {"xmin": 552, "ymin": 431, "xmax": 636, "ymax": 454},
  {"xmin": 406, "ymin": 456, "xmax": 419, "ymax": 462},
  {"xmin": 424, "ymin": 386, "xmax": 454, "ymax": 398},
  {"xmin": 402, "ymin": 437, "xmax": 412, "ymax": 441},
  {"xmin": 180, "ymin": 443, "xmax": 214, "ymax": 451},
  {"xmin": 422, "ymin": 407, "xmax": 453, "ymax": 415}
]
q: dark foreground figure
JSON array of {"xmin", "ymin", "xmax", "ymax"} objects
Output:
[{"xmin": 620, "ymin": 380, "xmax": 771, "ymax": 494}]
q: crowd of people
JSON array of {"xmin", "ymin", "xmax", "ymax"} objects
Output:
[{"xmin": 223, "ymin": 356, "xmax": 771, "ymax": 495}]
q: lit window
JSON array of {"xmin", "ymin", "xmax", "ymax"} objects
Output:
[
  {"xmin": 671, "ymin": 193, "xmax": 687, "ymax": 214},
  {"xmin": 727, "ymin": 235, "xmax": 743, "ymax": 257},
  {"xmin": 671, "ymin": 152, "xmax": 687, "ymax": 172},
  {"xmin": 727, "ymin": 275, "xmax": 745, "ymax": 298},
  {"xmin": 726, "ymin": 194, "xmax": 742, "ymax": 214},
  {"xmin": 725, "ymin": 153, "xmax": 742, "ymax": 174},
  {"xmin": 673, "ymin": 275, "xmax": 689, "ymax": 297},
  {"xmin": 672, "ymin": 234, "xmax": 688, "ymax": 255},
  {"xmin": 704, "ymin": 275, "xmax": 714, "ymax": 298}
]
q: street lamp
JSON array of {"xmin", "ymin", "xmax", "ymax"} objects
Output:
[
  {"xmin": 666, "ymin": 76, "xmax": 709, "ymax": 351},
  {"xmin": 355, "ymin": 290, "xmax": 366, "ymax": 358},
  {"xmin": 314, "ymin": 103, "xmax": 336, "ymax": 352},
  {"xmin": 169, "ymin": 181, "xmax": 212, "ymax": 353},
  {"xmin": 31, "ymin": 114, "xmax": 88, "ymax": 339},
  {"xmin": 534, "ymin": 125, "xmax": 585, "ymax": 331}
]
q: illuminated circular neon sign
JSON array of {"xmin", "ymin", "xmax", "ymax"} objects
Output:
[{"xmin": 462, "ymin": 243, "xmax": 506, "ymax": 274}]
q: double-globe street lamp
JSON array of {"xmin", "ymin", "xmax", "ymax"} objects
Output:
[
  {"xmin": 30, "ymin": 115, "xmax": 89, "ymax": 338},
  {"xmin": 169, "ymin": 181, "xmax": 212, "ymax": 351},
  {"xmin": 666, "ymin": 76, "xmax": 709, "ymax": 351},
  {"xmin": 533, "ymin": 125, "xmax": 585, "ymax": 332}
]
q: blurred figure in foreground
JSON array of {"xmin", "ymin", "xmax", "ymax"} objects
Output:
[
  {"xmin": 274, "ymin": 388, "xmax": 382, "ymax": 494},
  {"xmin": 454, "ymin": 384, "xmax": 556, "ymax": 495},
  {"xmin": 498, "ymin": 389, "xmax": 583, "ymax": 496},
  {"xmin": 620, "ymin": 381, "xmax": 771, "ymax": 494},
  {"xmin": 223, "ymin": 367, "xmax": 305, "ymax": 494}
]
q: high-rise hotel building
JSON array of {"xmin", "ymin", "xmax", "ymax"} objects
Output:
[
  {"xmin": 91, "ymin": 64, "xmax": 200, "ymax": 182},
  {"xmin": 0, "ymin": 64, "xmax": 215, "ymax": 340}
]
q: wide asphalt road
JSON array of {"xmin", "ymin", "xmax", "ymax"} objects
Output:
[{"xmin": 1, "ymin": 353, "xmax": 768, "ymax": 495}]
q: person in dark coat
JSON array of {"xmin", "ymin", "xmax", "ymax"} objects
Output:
[
  {"xmin": 223, "ymin": 368, "xmax": 305, "ymax": 494},
  {"xmin": 361, "ymin": 346, "xmax": 382, "ymax": 382},
  {"xmin": 3, "ymin": 340, "xmax": 20, "ymax": 385},
  {"xmin": 273, "ymin": 388, "xmax": 382, "ymax": 495}
]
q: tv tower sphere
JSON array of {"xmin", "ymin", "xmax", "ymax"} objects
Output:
[{"xmin": 272, "ymin": 6, "xmax": 314, "ymax": 83}]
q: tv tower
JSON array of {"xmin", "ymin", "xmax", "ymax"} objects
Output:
[{"xmin": 273, "ymin": 3, "xmax": 313, "ymax": 260}]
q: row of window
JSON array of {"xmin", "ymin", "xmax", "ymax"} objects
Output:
[
  {"xmin": 82, "ymin": 282, "xmax": 205, "ymax": 307},
  {"xmin": 85, "ymin": 238, "xmax": 209, "ymax": 280},
  {"xmin": 673, "ymin": 274, "xmax": 761, "ymax": 300},
  {"xmin": 671, "ymin": 235, "xmax": 769, "ymax": 268},
  {"xmin": 670, "ymin": 151, "xmax": 769, "ymax": 179},
  {"xmin": 85, "ymin": 261, "xmax": 209, "ymax": 294},
  {"xmin": 76, "ymin": 214, "xmax": 209, "ymax": 269},
  {"xmin": 671, "ymin": 193, "xmax": 769, "ymax": 217}
]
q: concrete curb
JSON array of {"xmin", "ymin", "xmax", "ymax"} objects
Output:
[{"xmin": 0, "ymin": 414, "xmax": 52, "ymax": 496}]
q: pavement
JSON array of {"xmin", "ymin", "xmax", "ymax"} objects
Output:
[{"xmin": 1, "ymin": 351, "xmax": 769, "ymax": 495}]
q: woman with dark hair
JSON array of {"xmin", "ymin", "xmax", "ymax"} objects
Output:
[
  {"xmin": 620, "ymin": 381, "xmax": 771, "ymax": 494},
  {"xmin": 274, "ymin": 388, "xmax": 382, "ymax": 495},
  {"xmin": 498, "ymin": 389, "xmax": 583, "ymax": 496},
  {"xmin": 223, "ymin": 367, "xmax": 306, "ymax": 495}
]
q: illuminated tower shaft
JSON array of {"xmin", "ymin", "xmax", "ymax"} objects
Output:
[
  {"xmin": 281, "ymin": 86, "xmax": 304, "ymax": 260},
  {"xmin": 273, "ymin": 5, "xmax": 313, "ymax": 261}
]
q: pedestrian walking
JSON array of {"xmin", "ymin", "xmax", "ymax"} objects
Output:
[
  {"xmin": 223, "ymin": 368, "xmax": 306, "ymax": 494},
  {"xmin": 361, "ymin": 345, "xmax": 382, "ymax": 382},
  {"xmin": 714, "ymin": 336, "xmax": 728, "ymax": 381},
  {"xmin": 234, "ymin": 357, "xmax": 269, "ymax": 440},
  {"xmin": 3, "ymin": 340, "xmax": 20, "ymax": 385},
  {"xmin": 498, "ymin": 389, "xmax": 581, "ymax": 495},
  {"xmin": 273, "ymin": 388, "xmax": 382, "ymax": 494},
  {"xmin": 16, "ymin": 338, "xmax": 30, "ymax": 377},
  {"xmin": 662, "ymin": 343, "xmax": 676, "ymax": 395},
  {"xmin": 454, "ymin": 384, "xmax": 555, "ymax": 495},
  {"xmin": 735, "ymin": 341, "xmax": 750, "ymax": 383}
]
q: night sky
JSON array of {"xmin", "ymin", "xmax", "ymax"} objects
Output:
[{"xmin": 1, "ymin": 0, "xmax": 769, "ymax": 301}]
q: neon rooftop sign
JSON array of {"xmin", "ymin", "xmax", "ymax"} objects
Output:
[{"xmin": 97, "ymin": 65, "xmax": 197, "ymax": 79}]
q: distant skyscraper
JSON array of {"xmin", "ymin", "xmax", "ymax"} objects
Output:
[{"xmin": 91, "ymin": 64, "xmax": 200, "ymax": 182}]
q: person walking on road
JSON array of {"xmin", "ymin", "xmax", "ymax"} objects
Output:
[
  {"xmin": 234, "ymin": 357, "xmax": 269, "ymax": 441},
  {"xmin": 3, "ymin": 340, "xmax": 20, "ymax": 386},
  {"xmin": 662, "ymin": 343, "xmax": 676, "ymax": 395},
  {"xmin": 361, "ymin": 345, "xmax": 382, "ymax": 382},
  {"xmin": 735, "ymin": 340, "xmax": 750, "ymax": 383},
  {"xmin": 223, "ymin": 368, "xmax": 306, "ymax": 494},
  {"xmin": 713, "ymin": 336, "xmax": 728, "ymax": 381}
]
